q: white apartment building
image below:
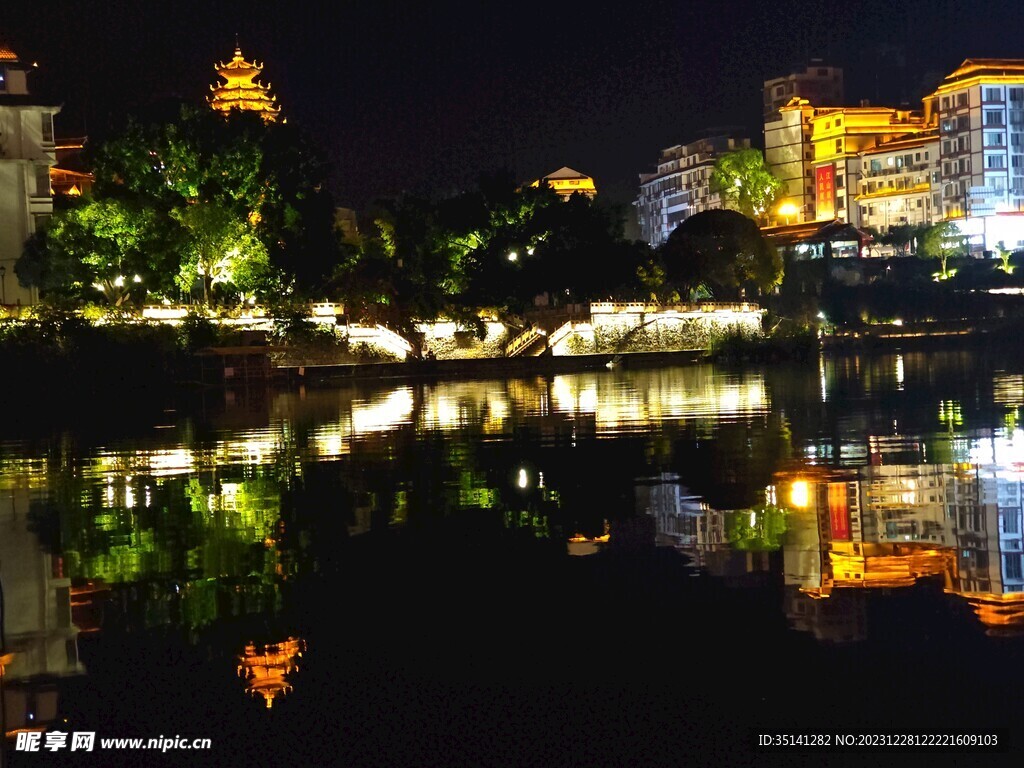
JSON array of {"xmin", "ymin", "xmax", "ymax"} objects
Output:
[
  {"xmin": 933, "ymin": 59, "xmax": 1024, "ymax": 252},
  {"xmin": 856, "ymin": 132, "xmax": 941, "ymax": 234},
  {"xmin": 635, "ymin": 133, "xmax": 749, "ymax": 247},
  {"xmin": 0, "ymin": 42, "xmax": 60, "ymax": 306}
]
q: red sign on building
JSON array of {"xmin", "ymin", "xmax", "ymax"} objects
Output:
[
  {"xmin": 815, "ymin": 164, "xmax": 835, "ymax": 218},
  {"xmin": 827, "ymin": 482, "xmax": 850, "ymax": 541}
]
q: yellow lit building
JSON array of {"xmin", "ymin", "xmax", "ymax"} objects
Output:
[
  {"xmin": 208, "ymin": 44, "xmax": 281, "ymax": 122},
  {"xmin": 530, "ymin": 166, "xmax": 596, "ymax": 200},
  {"xmin": 810, "ymin": 106, "xmax": 934, "ymax": 225}
]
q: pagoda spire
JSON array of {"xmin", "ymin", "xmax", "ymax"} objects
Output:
[{"xmin": 208, "ymin": 41, "xmax": 281, "ymax": 122}]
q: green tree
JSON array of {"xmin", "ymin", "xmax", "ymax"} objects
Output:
[
  {"xmin": 661, "ymin": 209, "xmax": 783, "ymax": 300},
  {"xmin": 918, "ymin": 221, "xmax": 967, "ymax": 279},
  {"xmin": 995, "ymin": 240, "xmax": 1016, "ymax": 274},
  {"xmin": 709, "ymin": 149, "xmax": 784, "ymax": 223},
  {"xmin": 16, "ymin": 196, "xmax": 179, "ymax": 305},
  {"xmin": 172, "ymin": 203, "xmax": 272, "ymax": 305},
  {"xmin": 92, "ymin": 106, "xmax": 334, "ymax": 296}
]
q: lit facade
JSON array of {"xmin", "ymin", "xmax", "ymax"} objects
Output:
[
  {"xmin": 927, "ymin": 59, "xmax": 1024, "ymax": 253},
  {"xmin": 208, "ymin": 45, "xmax": 281, "ymax": 121},
  {"xmin": 0, "ymin": 43, "xmax": 58, "ymax": 306},
  {"xmin": 856, "ymin": 132, "xmax": 941, "ymax": 235},
  {"xmin": 764, "ymin": 98, "xmax": 818, "ymax": 224},
  {"xmin": 810, "ymin": 106, "xmax": 933, "ymax": 226},
  {"xmin": 634, "ymin": 133, "xmax": 750, "ymax": 247},
  {"xmin": 529, "ymin": 166, "xmax": 596, "ymax": 199}
]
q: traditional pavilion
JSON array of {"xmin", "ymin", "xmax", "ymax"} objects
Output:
[
  {"xmin": 237, "ymin": 637, "xmax": 304, "ymax": 708},
  {"xmin": 208, "ymin": 43, "xmax": 281, "ymax": 122}
]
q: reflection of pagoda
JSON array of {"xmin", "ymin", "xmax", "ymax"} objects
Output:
[
  {"xmin": 208, "ymin": 43, "xmax": 281, "ymax": 122},
  {"xmin": 237, "ymin": 637, "xmax": 304, "ymax": 708}
]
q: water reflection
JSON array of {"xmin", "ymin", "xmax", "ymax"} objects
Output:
[
  {"xmin": 635, "ymin": 455, "xmax": 1024, "ymax": 638},
  {"xmin": 1, "ymin": 353, "xmax": 1024, "ymax": 749}
]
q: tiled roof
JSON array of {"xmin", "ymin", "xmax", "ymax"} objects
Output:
[{"xmin": 0, "ymin": 42, "xmax": 18, "ymax": 62}]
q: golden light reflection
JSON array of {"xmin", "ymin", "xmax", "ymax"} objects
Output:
[
  {"xmin": 237, "ymin": 637, "xmax": 305, "ymax": 709},
  {"xmin": 789, "ymin": 481, "xmax": 810, "ymax": 509},
  {"xmin": 352, "ymin": 388, "xmax": 414, "ymax": 434}
]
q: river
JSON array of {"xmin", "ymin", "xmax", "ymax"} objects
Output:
[{"xmin": 2, "ymin": 349, "xmax": 1023, "ymax": 764}]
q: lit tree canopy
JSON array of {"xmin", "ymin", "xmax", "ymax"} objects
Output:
[
  {"xmin": 918, "ymin": 220, "xmax": 967, "ymax": 279},
  {"xmin": 15, "ymin": 196, "xmax": 180, "ymax": 305},
  {"xmin": 172, "ymin": 203, "xmax": 272, "ymax": 305},
  {"xmin": 709, "ymin": 149, "xmax": 784, "ymax": 223}
]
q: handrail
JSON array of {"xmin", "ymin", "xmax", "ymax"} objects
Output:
[{"xmin": 505, "ymin": 327, "xmax": 543, "ymax": 357}]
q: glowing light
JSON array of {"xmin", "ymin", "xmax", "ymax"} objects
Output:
[
  {"xmin": 749, "ymin": 510, "xmax": 757, "ymax": 528},
  {"xmin": 790, "ymin": 480, "xmax": 810, "ymax": 508},
  {"xmin": 113, "ymin": 275, "xmax": 125, "ymax": 288},
  {"xmin": 517, "ymin": 468, "xmax": 529, "ymax": 489},
  {"xmin": 507, "ymin": 251, "xmax": 518, "ymax": 262}
]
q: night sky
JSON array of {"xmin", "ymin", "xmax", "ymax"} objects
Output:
[{"xmin": 3, "ymin": 0, "xmax": 1024, "ymax": 218}]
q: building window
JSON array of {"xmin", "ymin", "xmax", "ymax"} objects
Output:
[
  {"xmin": 915, "ymin": 152, "xmax": 921, "ymax": 161},
  {"xmin": 41, "ymin": 113, "xmax": 54, "ymax": 144},
  {"xmin": 34, "ymin": 165, "xmax": 51, "ymax": 197},
  {"xmin": 0, "ymin": 65, "xmax": 6, "ymax": 92},
  {"xmin": 986, "ymin": 154, "xmax": 1006, "ymax": 169},
  {"xmin": 942, "ymin": 96, "xmax": 950, "ymax": 111},
  {"xmin": 1005, "ymin": 554, "xmax": 1023, "ymax": 580},
  {"xmin": 985, "ymin": 131, "xmax": 1005, "ymax": 147},
  {"xmin": 836, "ymin": 194, "xmax": 845, "ymax": 208},
  {"xmin": 1002, "ymin": 512, "xmax": 1020, "ymax": 534},
  {"xmin": 836, "ymin": 174, "xmax": 844, "ymax": 189},
  {"xmin": 958, "ymin": 115, "xmax": 970, "ymax": 131},
  {"xmin": 957, "ymin": 93, "xmax": 968, "ymax": 108},
  {"xmin": 984, "ymin": 87, "xmax": 1003, "ymax": 102},
  {"xmin": 835, "ymin": 118, "xmax": 842, "ymax": 127},
  {"xmin": 835, "ymin": 138, "xmax": 842, "ymax": 153},
  {"xmin": 985, "ymin": 109, "xmax": 1005, "ymax": 126},
  {"xmin": 925, "ymin": 151, "xmax": 929, "ymax": 160}
]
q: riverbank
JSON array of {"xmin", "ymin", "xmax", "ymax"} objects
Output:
[{"xmin": 273, "ymin": 349, "xmax": 708, "ymax": 387}]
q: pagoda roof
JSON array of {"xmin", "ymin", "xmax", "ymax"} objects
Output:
[
  {"xmin": 0, "ymin": 41, "xmax": 18, "ymax": 61},
  {"xmin": 209, "ymin": 43, "xmax": 281, "ymax": 121}
]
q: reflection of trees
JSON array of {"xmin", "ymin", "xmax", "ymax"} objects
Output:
[
  {"xmin": 28, "ymin": 467, "xmax": 286, "ymax": 633},
  {"xmin": 724, "ymin": 505, "xmax": 789, "ymax": 551}
]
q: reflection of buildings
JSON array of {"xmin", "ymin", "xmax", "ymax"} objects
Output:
[
  {"xmin": 237, "ymin": 637, "xmax": 304, "ymax": 708},
  {"xmin": 0, "ymin": 41, "xmax": 60, "ymax": 306},
  {"xmin": 634, "ymin": 472, "xmax": 704, "ymax": 550},
  {"xmin": 1, "ymin": 485, "xmax": 83, "ymax": 735},
  {"xmin": 778, "ymin": 458, "xmax": 1024, "ymax": 635}
]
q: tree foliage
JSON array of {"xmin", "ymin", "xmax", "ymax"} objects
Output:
[
  {"xmin": 709, "ymin": 149, "xmax": 784, "ymax": 223},
  {"xmin": 660, "ymin": 209, "xmax": 783, "ymax": 300},
  {"xmin": 20, "ymin": 106, "xmax": 334, "ymax": 306},
  {"xmin": 918, "ymin": 221, "xmax": 967, "ymax": 279}
]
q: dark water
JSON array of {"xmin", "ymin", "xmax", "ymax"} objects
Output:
[{"xmin": 3, "ymin": 350, "xmax": 1024, "ymax": 766}]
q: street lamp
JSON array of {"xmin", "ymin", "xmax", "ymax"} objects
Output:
[{"xmin": 778, "ymin": 201, "xmax": 798, "ymax": 226}]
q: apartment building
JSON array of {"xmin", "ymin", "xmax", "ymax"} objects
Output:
[
  {"xmin": 634, "ymin": 133, "xmax": 750, "ymax": 247},
  {"xmin": 856, "ymin": 131, "xmax": 941, "ymax": 232},
  {"xmin": 810, "ymin": 106, "xmax": 933, "ymax": 227},
  {"xmin": 762, "ymin": 64, "xmax": 844, "ymax": 224},
  {"xmin": 932, "ymin": 59, "xmax": 1024, "ymax": 250},
  {"xmin": 763, "ymin": 60, "xmax": 844, "ymax": 123}
]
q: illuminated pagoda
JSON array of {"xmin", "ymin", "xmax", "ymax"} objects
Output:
[
  {"xmin": 237, "ymin": 637, "xmax": 304, "ymax": 708},
  {"xmin": 208, "ymin": 42, "xmax": 281, "ymax": 122}
]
